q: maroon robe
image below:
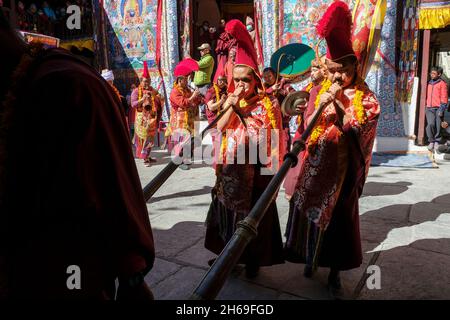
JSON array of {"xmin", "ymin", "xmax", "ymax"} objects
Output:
[
  {"xmin": 0, "ymin": 49, "xmax": 155, "ymax": 299},
  {"xmin": 205, "ymin": 95, "xmax": 286, "ymax": 267},
  {"xmin": 204, "ymin": 84, "xmax": 227, "ymax": 124},
  {"xmin": 285, "ymin": 81, "xmax": 380, "ymax": 271},
  {"xmin": 283, "ymin": 84, "xmax": 321, "ymax": 200}
]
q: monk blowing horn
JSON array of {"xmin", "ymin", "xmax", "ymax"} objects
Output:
[
  {"xmin": 192, "ymin": 0, "xmax": 384, "ymax": 299},
  {"xmin": 142, "ymin": 105, "xmax": 230, "ymax": 201},
  {"xmin": 142, "ymin": 87, "xmax": 246, "ymax": 202},
  {"xmin": 190, "ymin": 82, "xmax": 342, "ymax": 299}
]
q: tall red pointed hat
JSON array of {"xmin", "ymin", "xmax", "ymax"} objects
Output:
[
  {"xmin": 142, "ymin": 61, "xmax": 150, "ymax": 79},
  {"xmin": 225, "ymin": 19, "xmax": 261, "ymax": 91},
  {"xmin": 225, "ymin": 19, "xmax": 259, "ymax": 74},
  {"xmin": 316, "ymin": 1, "xmax": 355, "ymax": 62},
  {"xmin": 174, "ymin": 58, "xmax": 199, "ymax": 77}
]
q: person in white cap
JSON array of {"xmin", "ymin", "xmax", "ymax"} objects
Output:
[
  {"xmin": 101, "ymin": 68, "xmax": 129, "ymax": 126},
  {"xmin": 101, "ymin": 68, "xmax": 114, "ymax": 84},
  {"xmin": 194, "ymin": 43, "xmax": 215, "ymax": 120}
]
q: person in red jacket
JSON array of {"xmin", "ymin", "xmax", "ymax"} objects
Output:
[{"xmin": 426, "ymin": 66, "xmax": 448, "ymax": 151}]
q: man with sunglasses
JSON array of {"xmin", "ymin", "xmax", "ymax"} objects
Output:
[
  {"xmin": 284, "ymin": 1, "xmax": 380, "ymax": 297},
  {"xmin": 204, "ymin": 20, "xmax": 286, "ymax": 279}
]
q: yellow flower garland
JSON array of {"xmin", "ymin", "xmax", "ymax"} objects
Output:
[
  {"xmin": 262, "ymin": 96, "xmax": 278, "ymax": 130},
  {"xmin": 221, "ymin": 95, "xmax": 278, "ymax": 162},
  {"xmin": 214, "ymin": 84, "xmax": 220, "ymax": 102},
  {"xmin": 213, "ymin": 84, "xmax": 223, "ymax": 114},
  {"xmin": 308, "ymin": 80, "xmax": 366, "ymax": 151},
  {"xmin": 353, "ymin": 86, "xmax": 366, "ymax": 125},
  {"xmin": 308, "ymin": 79, "xmax": 332, "ymax": 148},
  {"xmin": 239, "ymin": 95, "xmax": 277, "ymax": 129},
  {"xmin": 314, "ymin": 79, "xmax": 332, "ymax": 110}
]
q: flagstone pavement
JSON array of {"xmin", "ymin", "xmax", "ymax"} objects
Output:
[{"xmin": 138, "ymin": 148, "xmax": 450, "ymax": 300}]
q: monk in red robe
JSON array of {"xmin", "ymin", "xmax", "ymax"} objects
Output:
[
  {"xmin": 283, "ymin": 58, "xmax": 326, "ymax": 200},
  {"xmin": 205, "ymin": 74, "xmax": 228, "ymax": 124},
  {"xmin": 131, "ymin": 62, "xmax": 163, "ymax": 166},
  {"xmin": 284, "ymin": 1, "xmax": 380, "ymax": 295},
  {"xmin": 262, "ymin": 66, "xmax": 295, "ymax": 154},
  {"xmin": 0, "ymin": 12, "xmax": 155, "ymax": 299},
  {"xmin": 165, "ymin": 60, "xmax": 202, "ymax": 170},
  {"xmin": 205, "ymin": 20, "xmax": 286, "ymax": 278}
]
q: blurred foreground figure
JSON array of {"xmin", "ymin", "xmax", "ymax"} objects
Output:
[{"xmin": 0, "ymin": 11, "xmax": 155, "ymax": 300}]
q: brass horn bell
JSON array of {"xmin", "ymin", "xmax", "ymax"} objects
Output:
[{"xmin": 281, "ymin": 91, "xmax": 310, "ymax": 117}]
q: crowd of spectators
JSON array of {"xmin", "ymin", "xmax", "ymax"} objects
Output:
[{"xmin": 4, "ymin": 0, "xmax": 93, "ymax": 39}]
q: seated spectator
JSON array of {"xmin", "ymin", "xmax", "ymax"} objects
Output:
[
  {"xmin": 43, "ymin": 1, "xmax": 57, "ymax": 21},
  {"xmin": 17, "ymin": 1, "xmax": 29, "ymax": 30},
  {"xmin": 26, "ymin": 3, "xmax": 39, "ymax": 31}
]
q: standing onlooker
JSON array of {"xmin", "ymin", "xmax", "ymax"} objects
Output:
[
  {"xmin": 127, "ymin": 84, "xmax": 137, "ymax": 138},
  {"xmin": 426, "ymin": 66, "xmax": 448, "ymax": 151},
  {"xmin": 263, "ymin": 67, "xmax": 295, "ymax": 153},
  {"xmin": 194, "ymin": 43, "xmax": 215, "ymax": 120}
]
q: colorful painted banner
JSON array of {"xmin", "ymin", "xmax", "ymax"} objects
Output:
[
  {"xmin": 352, "ymin": 0, "xmax": 387, "ymax": 79},
  {"xmin": 279, "ymin": 0, "xmax": 355, "ymax": 56},
  {"xmin": 103, "ymin": 0, "xmax": 158, "ymax": 70}
]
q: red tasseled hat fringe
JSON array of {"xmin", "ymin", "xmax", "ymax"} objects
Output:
[{"xmin": 316, "ymin": 1, "xmax": 355, "ymax": 61}]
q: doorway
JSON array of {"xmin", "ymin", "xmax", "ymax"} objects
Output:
[
  {"xmin": 430, "ymin": 28, "xmax": 450, "ymax": 138},
  {"xmin": 191, "ymin": 0, "xmax": 254, "ymax": 60}
]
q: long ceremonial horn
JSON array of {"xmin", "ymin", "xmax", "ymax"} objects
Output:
[{"xmin": 142, "ymin": 104, "xmax": 232, "ymax": 202}]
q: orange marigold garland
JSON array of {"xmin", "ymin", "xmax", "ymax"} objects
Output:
[
  {"xmin": 213, "ymin": 84, "xmax": 223, "ymax": 114},
  {"xmin": 308, "ymin": 80, "xmax": 365, "ymax": 150},
  {"xmin": 308, "ymin": 79, "xmax": 332, "ymax": 149},
  {"xmin": 262, "ymin": 96, "xmax": 278, "ymax": 130},
  {"xmin": 110, "ymin": 84, "xmax": 122, "ymax": 101},
  {"xmin": 353, "ymin": 86, "xmax": 366, "ymax": 125},
  {"xmin": 213, "ymin": 84, "xmax": 220, "ymax": 102}
]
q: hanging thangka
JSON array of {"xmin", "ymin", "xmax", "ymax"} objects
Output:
[
  {"xmin": 397, "ymin": 0, "xmax": 419, "ymax": 103},
  {"xmin": 279, "ymin": 0, "xmax": 355, "ymax": 56},
  {"xmin": 103, "ymin": 0, "xmax": 159, "ymax": 70}
]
